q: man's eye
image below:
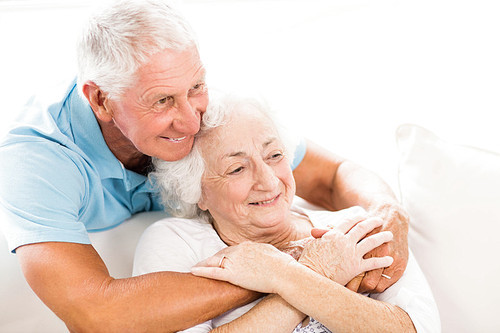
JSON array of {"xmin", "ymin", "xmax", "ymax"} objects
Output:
[
  {"xmin": 155, "ymin": 96, "xmax": 174, "ymax": 109},
  {"xmin": 157, "ymin": 97, "xmax": 171, "ymax": 104},
  {"xmin": 189, "ymin": 83, "xmax": 206, "ymax": 95}
]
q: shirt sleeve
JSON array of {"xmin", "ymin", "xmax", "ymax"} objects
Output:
[
  {"xmin": 291, "ymin": 137, "xmax": 306, "ymax": 170},
  {"xmin": 0, "ymin": 141, "xmax": 91, "ymax": 253},
  {"xmin": 369, "ymin": 251, "xmax": 441, "ymax": 333}
]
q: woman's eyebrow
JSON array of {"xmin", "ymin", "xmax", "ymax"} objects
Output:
[
  {"xmin": 263, "ymin": 137, "xmax": 277, "ymax": 148},
  {"xmin": 224, "ymin": 151, "xmax": 245, "ymax": 159}
]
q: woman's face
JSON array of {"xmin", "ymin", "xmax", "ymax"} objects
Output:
[{"xmin": 197, "ymin": 106, "xmax": 296, "ymax": 243}]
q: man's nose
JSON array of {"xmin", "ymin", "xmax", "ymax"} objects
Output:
[{"xmin": 172, "ymin": 98, "xmax": 203, "ymax": 135}]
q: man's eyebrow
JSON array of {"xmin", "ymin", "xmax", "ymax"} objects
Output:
[{"xmin": 195, "ymin": 70, "xmax": 206, "ymax": 83}]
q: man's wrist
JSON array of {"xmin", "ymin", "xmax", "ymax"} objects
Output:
[{"xmin": 369, "ymin": 202, "xmax": 409, "ymax": 230}]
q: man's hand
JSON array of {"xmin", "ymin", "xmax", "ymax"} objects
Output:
[
  {"xmin": 292, "ymin": 140, "xmax": 410, "ymax": 294},
  {"xmin": 356, "ymin": 203, "xmax": 409, "ymax": 293}
]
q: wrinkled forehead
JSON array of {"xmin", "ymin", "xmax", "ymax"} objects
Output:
[{"xmin": 198, "ymin": 106, "xmax": 280, "ymax": 161}]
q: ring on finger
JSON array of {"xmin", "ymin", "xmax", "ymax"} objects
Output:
[
  {"xmin": 218, "ymin": 256, "xmax": 227, "ymax": 269},
  {"xmin": 381, "ymin": 273, "xmax": 391, "ymax": 279}
]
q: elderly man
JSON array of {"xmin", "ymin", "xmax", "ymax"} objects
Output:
[{"xmin": 0, "ymin": 0, "xmax": 409, "ymax": 331}]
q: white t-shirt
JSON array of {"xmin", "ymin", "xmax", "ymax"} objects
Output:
[{"xmin": 133, "ymin": 205, "xmax": 441, "ymax": 332}]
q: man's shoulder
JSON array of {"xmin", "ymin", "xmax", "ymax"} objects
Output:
[{"xmin": 2, "ymin": 78, "xmax": 85, "ymax": 146}]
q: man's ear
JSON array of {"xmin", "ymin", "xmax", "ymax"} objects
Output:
[{"xmin": 82, "ymin": 81, "xmax": 113, "ymax": 122}]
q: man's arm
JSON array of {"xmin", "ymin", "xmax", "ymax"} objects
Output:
[
  {"xmin": 17, "ymin": 242, "xmax": 259, "ymax": 332},
  {"xmin": 292, "ymin": 139, "xmax": 409, "ymax": 293}
]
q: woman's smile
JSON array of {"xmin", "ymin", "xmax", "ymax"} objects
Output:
[{"xmin": 248, "ymin": 193, "xmax": 281, "ymax": 206}]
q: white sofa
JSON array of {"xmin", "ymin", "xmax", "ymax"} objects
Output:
[
  {"xmin": 1, "ymin": 124, "xmax": 500, "ymax": 332},
  {"xmin": 1, "ymin": 1, "xmax": 499, "ymax": 332}
]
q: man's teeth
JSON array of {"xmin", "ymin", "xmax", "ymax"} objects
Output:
[{"xmin": 166, "ymin": 136, "xmax": 186, "ymax": 142}]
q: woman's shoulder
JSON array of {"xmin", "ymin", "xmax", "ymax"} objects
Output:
[
  {"xmin": 133, "ymin": 217, "xmax": 225, "ymax": 275},
  {"xmin": 147, "ymin": 216, "xmax": 214, "ymax": 233}
]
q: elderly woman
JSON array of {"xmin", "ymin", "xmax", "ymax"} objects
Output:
[{"xmin": 133, "ymin": 95, "xmax": 440, "ymax": 332}]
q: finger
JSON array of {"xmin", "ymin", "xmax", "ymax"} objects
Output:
[
  {"xmin": 345, "ymin": 272, "xmax": 366, "ymax": 292},
  {"xmin": 357, "ymin": 267, "xmax": 383, "ymax": 293},
  {"xmin": 190, "ymin": 266, "xmax": 228, "ymax": 281},
  {"xmin": 326, "ymin": 206, "xmax": 368, "ymax": 229},
  {"xmin": 357, "ymin": 231, "xmax": 393, "ymax": 255},
  {"xmin": 335, "ymin": 213, "xmax": 368, "ymax": 234},
  {"xmin": 372, "ymin": 274, "xmax": 393, "ymax": 293},
  {"xmin": 346, "ymin": 217, "xmax": 384, "ymax": 243},
  {"xmin": 311, "ymin": 228, "xmax": 329, "ymax": 238},
  {"xmin": 193, "ymin": 254, "xmax": 224, "ymax": 268},
  {"xmin": 361, "ymin": 256, "xmax": 394, "ymax": 272}
]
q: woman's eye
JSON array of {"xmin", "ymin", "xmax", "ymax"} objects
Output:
[
  {"xmin": 229, "ymin": 166, "xmax": 244, "ymax": 175},
  {"xmin": 270, "ymin": 152, "xmax": 284, "ymax": 160}
]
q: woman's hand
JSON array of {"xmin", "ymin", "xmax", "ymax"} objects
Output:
[
  {"xmin": 191, "ymin": 241, "xmax": 296, "ymax": 294},
  {"xmin": 299, "ymin": 216, "xmax": 394, "ymax": 286}
]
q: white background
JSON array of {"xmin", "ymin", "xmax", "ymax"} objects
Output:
[{"xmin": 1, "ymin": 0, "xmax": 499, "ymax": 190}]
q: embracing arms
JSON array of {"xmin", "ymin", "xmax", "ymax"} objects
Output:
[
  {"xmin": 292, "ymin": 140, "xmax": 409, "ymax": 292},
  {"xmin": 16, "ymin": 242, "xmax": 259, "ymax": 332},
  {"xmin": 192, "ymin": 217, "xmax": 416, "ymax": 332}
]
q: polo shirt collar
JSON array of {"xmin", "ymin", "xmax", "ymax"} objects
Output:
[{"xmin": 68, "ymin": 81, "xmax": 147, "ymax": 190}]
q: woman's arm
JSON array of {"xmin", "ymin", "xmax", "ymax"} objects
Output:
[
  {"xmin": 210, "ymin": 294, "xmax": 305, "ymax": 333},
  {"xmin": 191, "ymin": 217, "xmax": 399, "ymax": 332},
  {"xmin": 276, "ymin": 261, "xmax": 416, "ymax": 332}
]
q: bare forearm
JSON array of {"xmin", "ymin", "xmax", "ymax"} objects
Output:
[
  {"xmin": 276, "ymin": 263, "xmax": 416, "ymax": 332},
  {"xmin": 332, "ymin": 159, "xmax": 399, "ymax": 212},
  {"xmin": 211, "ymin": 294, "xmax": 305, "ymax": 333},
  {"xmin": 293, "ymin": 140, "xmax": 399, "ymax": 212},
  {"xmin": 93, "ymin": 273, "xmax": 260, "ymax": 332},
  {"xmin": 18, "ymin": 242, "xmax": 260, "ymax": 333}
]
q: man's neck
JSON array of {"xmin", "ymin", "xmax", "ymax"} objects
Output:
[{"xmin": 97, "ymin": 118, "xmax": 152, "ymax": 175}]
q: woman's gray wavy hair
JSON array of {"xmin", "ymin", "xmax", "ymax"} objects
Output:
[
  {"xmin": 77, "ymin": 0, "xmax": 197, "ymax": 100},
  {"xmin": 151, "ymin": 93, "xmax": 298, "ymax": 222}
]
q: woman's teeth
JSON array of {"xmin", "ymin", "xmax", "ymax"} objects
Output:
[
  {"xmin": 250, "ymin": 196, "xmax": 278, "ymax": 205},
  {"xmin": 166, "ymin": 136, "xmax": 187, "ymax": 142}
]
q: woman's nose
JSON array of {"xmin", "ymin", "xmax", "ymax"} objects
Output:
[{"xmin": 253, "ymin": 163, "xmax": 278, "ymax": 191}]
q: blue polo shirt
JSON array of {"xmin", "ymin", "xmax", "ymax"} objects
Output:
[{"xmin": 0, "ymin": 80, "xmax": 306, "ymax": 253}]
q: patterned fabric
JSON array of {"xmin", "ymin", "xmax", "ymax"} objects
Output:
[{"xmin": 293, "ymin": 317, "xmax": 332, "ymax": 333}]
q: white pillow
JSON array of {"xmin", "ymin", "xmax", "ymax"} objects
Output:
[{"xmin": 397, "ymin": 124, "xmax": 500, "ymax": 333}]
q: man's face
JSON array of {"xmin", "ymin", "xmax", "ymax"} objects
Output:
[{"xmin": 106, "ymin": 46, "xmax": 208, "ymax": 161}]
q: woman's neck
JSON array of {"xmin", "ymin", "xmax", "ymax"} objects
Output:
[{"xmin": 212, "ymin": 210, "xmax": 313, "ymax": 249}]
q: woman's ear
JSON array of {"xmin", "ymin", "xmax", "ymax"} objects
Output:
[
  {"xmin": 197, "ymin": 193, "xmax": 208, "ymax": 211},
  {"xmin": 82, "ymin": 81, "xmax": 114, "ymax": 122}
]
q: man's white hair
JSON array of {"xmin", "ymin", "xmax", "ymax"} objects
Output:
[
  {"xmin": 77, "ymin": 0, "xmax": 197, "ymax": 100},
  {"xmin": 151, "ymin": 93, "xmax": 297, "ymax": 222}
]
